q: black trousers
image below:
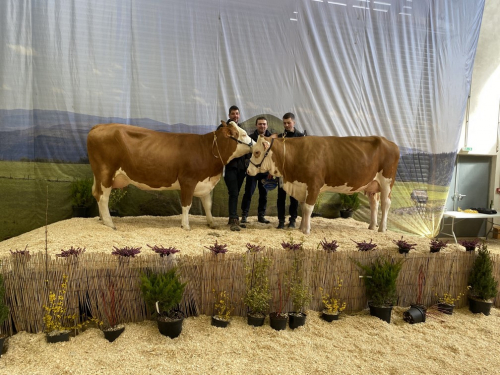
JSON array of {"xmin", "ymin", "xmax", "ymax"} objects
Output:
[
  {"xmin": 224, "ymin": 167, "xmax": 246, "ymax": 219},
  {"xmin": 277, "ymin": 186, "xmax": 298, "ymax": 223},
  {"xmin": 240, "ymin": 173, "xmax": 268, "ymax": 217}
]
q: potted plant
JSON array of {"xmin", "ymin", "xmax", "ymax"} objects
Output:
[
  {"xmin": 269, "ymin": 276, "xmax": 289, "ymax": 331},
  {"xmin": 393, "ymin": 236, "xmax": 417, "ymax": 254},
  {"xmin": 403, "ymin": 267, "xmax": 427, "ymax": 324},
  {"xmin": 458, "ymin": 238, "xmax": 480, "ymax": 252},
  {"xmin": 100, "ymin": 278, "xmax": 125, "ymax": 342},
  {"xmin": 352, "ymin": 239, "xmax": 378, "ymax": 252},
  {"xmin": 467, "ymin": 243, "xmax": 498, "ymax": 315},
  {"xmin": 243, "ymin": 246, "xmax": 271, "ymax": 327},
  {"xmin": 43, "ymin": 275, "xmax": 89, "ymax": 343},
  {"xmin": 354, "ymin": 256, "xmax": 404, "ymax": 323},
  {"xmin": 319, "ymin": 277, "xmax": 346, "ymax": 322},
  {"xmin": 435, "ymin": 291, "xmax": 463, "ymax": 315},
  {"xmin": 211, "ymin": 290, "xmax": 233, "ymax": 328},
  {"xmin": 338, "ymin": 193, "xmax": 360, "ymax": 218},
  {"xmin": 318, "ymin": 238, "xmax": 339, "ymax": 252},
  {"xmin": 108, "ymin": 188, "xmax": 127, "ymax": 216},
  {"xmin": 0, "ymin": 270, "xmax": 10, "ymax": 356},
  {"xmin": 287, "ymin": 249, "xmax": 312, "ymax": 329},
  {"xmin": 140, "ymin": 268, "xmax": 187, "ymax": 338},
  {"xmin": 70, "ymin": 177, "xmax": 94, "ymax": 217},
  {"xmin": 429, "ymin": 239, "xmax": 448, "ymax": 253}
]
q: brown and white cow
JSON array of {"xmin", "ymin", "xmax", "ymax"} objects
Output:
[
  {"xmin": 87, "ymin": 121, "xmax": 253, "ymax": 230},
  {"xmin": 247, "ymin": 135, "xmax": 399, "ymax": 234}
]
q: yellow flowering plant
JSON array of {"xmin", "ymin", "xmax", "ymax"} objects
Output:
[
  {"xmin": 320, "ymin": 277, "xmax": 347, "ymax": 315},
  {"xmin": 435, "ymin": 291, "xmax": 464, "ymax": 306},
  {"xmin": 213, "ymin": 290, "xmax": 233, "ymax": 321},
  {"xmin": 43, "ymin": 275, "xmax": 101, "ymax": 335}
]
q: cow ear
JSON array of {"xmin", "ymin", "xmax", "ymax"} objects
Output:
[
  {"xmin": 221, "ymin": 126, "xmax": 238, "ymax": 138},
  {"xmin": 269, "ymin": 133, "xmax": 278, "ymax": 139},
  {"xmin": 220, "ymin": 120, "xmax": 227, "ymax": 127},
  {"xmin": 263, "ymin": 141, "xmax": 270, "ymax": 150}
]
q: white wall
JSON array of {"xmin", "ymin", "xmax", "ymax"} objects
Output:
[{"xmin": 461, "ymin": 0, "xmax": 500, "ymax": 211}]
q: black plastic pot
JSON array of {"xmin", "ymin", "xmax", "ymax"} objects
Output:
[
  {"xmin": 288, "ymin": 312, "xmax": 307, "ymax": 329},
  {"xmin": 398, "ymin": 248, "xmax": 410, "ymax": 255},
  {"xmin": 158, "ymin": 317, "xmax": 184, "ymax": 338},
  {"xmin": 468, "ymin": 297, "xmax": 493, "ymax": 316},
  {"xmin": 403, "ymin": 305, "xmax": 426, "ymax": 324},
  {"xmin": 103, "ymin": 325, "xmax": 125, "ymax": 342},
  {"xmin": 430, "ymin": 247, "xmax": 441, "ymax": 253},
  {"xmin": 269, "ymin": 312, "xmax": 288, "ymax": 331},
  {"xmin": 340, "ymin": 210, "xmax": 353, "ymax": 219},
  {"xmin": 437, "ymin": 303, "xmax": 454, "ymax": 315},
  {"xmin": 46, "ymin": 331, "xmax": 70, "ymax": 343},
  {"xmin": 369, "ymin": 304, "xmax": 393, "ymax": 323},
  {"xmin": 321, "ymin": 311, "xmax": 339, "ymax": 322},
  {"xmin": 211, "ymin": 316, "xmax": 230, "ymax": 328},
  {"xmin": 247, "ymin": 314, "xmax": 265, "ymax": 327}
]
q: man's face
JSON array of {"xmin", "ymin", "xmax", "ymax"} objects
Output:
[
  {"xmin": 256, "ymin": 119, "xmax": 268, "ymax": 135},
  {"xmin": 229, "ymin": 109, "xmax": 240, "ymax": 123},
  {"xmin": 283, "ymin": 117, "xmax": 295, "ymax": 132}
]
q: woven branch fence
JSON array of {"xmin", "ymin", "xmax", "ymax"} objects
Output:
[{"xmin": 1, "ymin": 249, "xmax": 499, "ymax": 335}]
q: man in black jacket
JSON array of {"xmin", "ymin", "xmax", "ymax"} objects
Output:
[
  {"xmin": 240, "ymin": 116, "xmax": 273, "ymax": 224},
  {"xmin": 277, "ymin": 112, "xmax": 305, "ymax": 229},
  {"xmin": 221, "ymin": 105, "xmax": 248, "ymax": 231}
]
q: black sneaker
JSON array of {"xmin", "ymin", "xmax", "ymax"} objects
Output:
[
  {"xmin": 288, "ymin": 221, "xmax": 296, "ymax": 229},
  {"xmin": 277, "ymin": 222, "xmax": 285, "ymax": 229},
  {"xmin": 241, "ymin": 216, "xmax": 248, "ymax": 224},
  {"xmin": 258, "ymin": 216, "xmax": 270, "ymax": 224}
]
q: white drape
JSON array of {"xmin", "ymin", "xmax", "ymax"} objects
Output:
[{"xmin": 0, "ymin": 0, "xmax": 485, "ymax": 238}]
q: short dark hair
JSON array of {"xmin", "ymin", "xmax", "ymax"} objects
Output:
[
  {"xmin": 283, "ymin": 112, "xmax": 295, "ymax": 120},
  {"xmin": 255, "ymin": 116, "xmax": 268, "ymax": 125},
  {"xmin": 228, "ymin": 105, "xmax": 239, "ymax": 114}
]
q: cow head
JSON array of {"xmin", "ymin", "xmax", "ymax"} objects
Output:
[
  {"xmin": 219, "ymin": 121, "xmax": 254, "ymax": 162},
  {"xmin": 247, "ymin": 135, "xmax": 280, "ymax": 177}
]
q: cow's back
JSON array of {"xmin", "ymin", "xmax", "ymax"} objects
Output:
[
  {"xmin": 277, "ymin": 135, "xmax": 399, "ymax": 190},
  {"xmin": 87, "ymin": 123, "xmax": 209, "ymax": 190}
]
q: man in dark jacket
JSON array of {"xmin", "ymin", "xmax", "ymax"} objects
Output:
[
  {"xmin": 220, "ymin": 105, "xmax": 248, "ymax": 231},
  {"xmin": 277, "ymin": 112, "xmax": 305, "ymax": 229},
  {"xmin": 241, "ymin": 116, "xmax": 273, "ymax": 224}
]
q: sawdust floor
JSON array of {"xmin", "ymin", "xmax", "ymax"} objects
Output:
[{"xmin": 0, "ymin": 215, "xmax": 499, "ymax": 374}]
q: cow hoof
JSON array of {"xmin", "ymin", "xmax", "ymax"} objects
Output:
[
  {"xmin": 181, "ymin": 225, "xmax": 191, "ymax": 231},
  {"xmin": 368, "ymin": 225, "xmax": 377, "ymax": 230}
]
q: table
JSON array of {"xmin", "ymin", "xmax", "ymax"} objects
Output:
[{"xmin": 440, "ymin": 211, "xmax": 500, "ymax": 243}]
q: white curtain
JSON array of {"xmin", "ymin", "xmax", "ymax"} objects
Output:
[{"xmin": 0, "ymin": 0, "xmax": 485, "ymax": 238}]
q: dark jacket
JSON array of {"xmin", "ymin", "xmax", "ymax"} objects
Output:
[
  {"xmin": 278, "ymin": 128, "xmax": 305, "ymax": 138},
  {"xmin": 218, "ymin": 120, "xmax": 248, "ymax": 171},
  {"xmin": 250, "ymin": 129, "xmax": 272, "ymax": 142},
  {"xmin": 245, "ymin": 129, "xmax": 273, "ymax": 162}
]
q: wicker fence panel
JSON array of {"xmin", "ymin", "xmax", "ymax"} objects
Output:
[{"xmin": 0, "ymin": 249, "xmax": 498, "ymax": 334}]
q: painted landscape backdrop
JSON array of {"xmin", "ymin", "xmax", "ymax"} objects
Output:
[{"xmin": 0, "ymin": 109, "xmax": 455, "ymax": 241}]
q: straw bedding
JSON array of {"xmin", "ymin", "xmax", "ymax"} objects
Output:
[{"xmin": 0, "ymin": 215, "xmax": 499, "ymax": 374}]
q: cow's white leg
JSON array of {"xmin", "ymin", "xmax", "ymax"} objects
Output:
[
  {"xmin": 300, "ymin": 203, "xmax": 314, "ymax": 235},
  {"xmin": 199, "ymin": 193, "xmax": 215, "ymax": 228},
  {"xmin": 98, "ymin": 185, "xmax": 115, "ymax": 229},
  {"xmin": 378, "ymin": 186, "xmax": 391, "ymax": 233},
  {"xmin": 181, "ymin": 204, "xmax": 192, "ymax": 230},
  {"xmin": 298, "ymin": 202, "xmax": 306, "ymax": 232},
  {"xmin": 368, "ymin": 193, "xmax": 379, "ymax": 230}
]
